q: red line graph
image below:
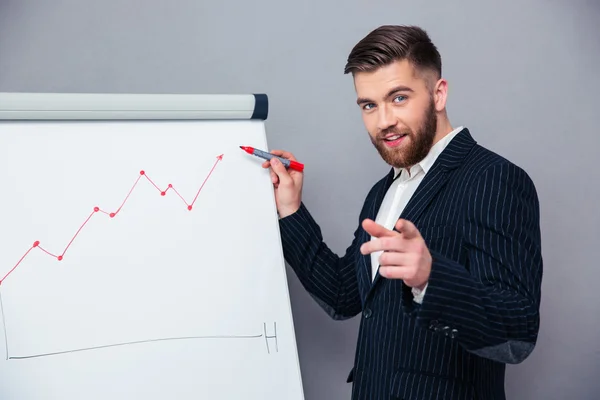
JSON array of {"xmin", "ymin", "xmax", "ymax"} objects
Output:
[{"xmin": 0, "ymin": 154, "xmax": 224, "ymax": 285}]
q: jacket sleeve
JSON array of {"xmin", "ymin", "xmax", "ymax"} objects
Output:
[
  {"xmin": 278, "ymin": 202, "xmax": 363, "ymax": 320},
  {"xmin": 413, "ymin": 162, "xmax": 543, "ymax": 364}
]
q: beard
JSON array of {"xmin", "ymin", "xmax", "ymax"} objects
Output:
[{"xmin": 369, "ymin": 98, "xmax": 437, "ymax": 169}]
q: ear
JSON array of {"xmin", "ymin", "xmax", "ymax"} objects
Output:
[{"xmin": 432, "ymin": 78, "xmax": 448, "ymax": 112}]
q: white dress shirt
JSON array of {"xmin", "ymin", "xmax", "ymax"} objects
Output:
[{"xmin": 370, "ymin": 126, "xmax": 464, "ymax": 303}]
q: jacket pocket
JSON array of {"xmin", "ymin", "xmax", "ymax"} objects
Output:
[
  {"xmin": 419, "ymin": 224, "xmax": 454, "ymax": 241},
  {"xmin": 419, "ymin": 224, "xmax": 460, "ymax": 255}
]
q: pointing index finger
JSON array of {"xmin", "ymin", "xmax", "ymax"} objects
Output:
[{"xmin": 362, "ymin": 219, "xmax": 397, "ymax": 238}]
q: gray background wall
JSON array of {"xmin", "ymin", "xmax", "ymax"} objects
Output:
[{"xmin": 1, "ymin": 0, "xmax": 598, "ymax": 398}]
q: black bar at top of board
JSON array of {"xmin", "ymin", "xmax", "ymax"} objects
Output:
[{"xmin": 251, "ymin": 94, "xmax": 269, "ymax": 120}]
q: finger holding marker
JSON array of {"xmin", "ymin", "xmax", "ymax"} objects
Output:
[
  {"xmin": 242, "ymin": 146, "xmax": 304, "ymax": 218},
  {"xmin": 266, "ymin": 160, "xmax": 280, "ymax": 186},
  {"xmin": 269, "ymin": 157, "xmax": 293, "ymax": 186},
  {"xmin": 259, "ymin": 149, "xmax": 299, "ymax": 168},
  {"xmin": 261, "ymin": 150, "xmax": 282, "ymax": 170},
  {"xmin": 271, "ymin": 156, "xmax": 303, "ymax": 218},
  {"xmin": 258, "ymin": 149, "xmax": 299, "ymax": 185}
]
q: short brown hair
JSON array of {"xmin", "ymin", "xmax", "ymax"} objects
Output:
[{"xmin": 344, "ymin": 25, "xmax": 442, "ymax": 79}]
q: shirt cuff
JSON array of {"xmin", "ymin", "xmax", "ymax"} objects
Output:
[{"xmin": 411, "ymin": 283, "xmax": 428, "ymax": 304}]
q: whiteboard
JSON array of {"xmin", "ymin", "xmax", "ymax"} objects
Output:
[{"xmin": 0, "ymin": 93, "xmax": 305, "ymax": 400}]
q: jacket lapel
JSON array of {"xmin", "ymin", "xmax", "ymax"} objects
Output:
[
  {"xmin": 367, "ymin": 128, "xmax": 477, "ymax": 291},
  {"xmin": 359, "ymin": 168, "xmax": 395, "ymax": 290}
]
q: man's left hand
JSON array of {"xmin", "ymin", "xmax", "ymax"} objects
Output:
[{"xmin": 360, "ymin": 218, "xmax": 431, "ymax": 290}]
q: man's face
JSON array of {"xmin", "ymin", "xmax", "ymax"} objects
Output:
[{"xmin": 354, "ymin": 60, "xmax": 443, "ymax": 169}]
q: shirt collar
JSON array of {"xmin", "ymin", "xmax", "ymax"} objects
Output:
[{"xmin": 393, "ymin": 126, "xmax": 464, "ymax": 179}]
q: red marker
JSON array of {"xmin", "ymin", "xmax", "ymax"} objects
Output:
[{"xmin": 240, "ymin": 146, "xmax": 304, "ymax": 172}]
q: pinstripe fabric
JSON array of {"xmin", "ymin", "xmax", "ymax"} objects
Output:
[{"xmin": 279, "ymin": 128, "xmax": 543, "ymax": 400}]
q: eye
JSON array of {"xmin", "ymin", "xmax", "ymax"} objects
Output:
[
  {"xmin": 393, "ymin": 95, "xmax": 407, "ymax": 103},
  {"xmin": 362, "ymin": 103, "xmax": 375, "ymax": 110}
]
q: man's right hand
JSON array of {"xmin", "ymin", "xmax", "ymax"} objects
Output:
[{"xmin": 261, "ymin": 150, "xmax": 303, "ymax": 218}]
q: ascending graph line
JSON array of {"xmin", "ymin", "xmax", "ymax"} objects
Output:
[{"xmin": 0, "ymin": 154, "xmax": 224, "ymax": 286}]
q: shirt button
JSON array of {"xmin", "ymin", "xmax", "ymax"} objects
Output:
[{"xmin": 363, "ymin": 308, "xmax": 373, "ymax": 319}]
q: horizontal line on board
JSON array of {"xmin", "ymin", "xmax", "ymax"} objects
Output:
[{"xmin": 8, "ymin": 334, "xmax": 264, "ymax": 360}]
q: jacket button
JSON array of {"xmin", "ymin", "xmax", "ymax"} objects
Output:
[{"xmin": 363, "ymin": 308, "xmax": 373, "ymax": 318}]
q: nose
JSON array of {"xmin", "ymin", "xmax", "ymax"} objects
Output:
[{"xmin": 376, "ymin": 104, "xmax": 397, "ymax": 132}]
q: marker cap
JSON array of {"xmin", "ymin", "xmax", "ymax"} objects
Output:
[{"xmin": 289, "ymin": 160, "xmax": 304, "ymax": 172}]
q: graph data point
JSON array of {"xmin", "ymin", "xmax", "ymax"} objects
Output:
[
  {"xmin": 161, "ymin": 191, "xmax": 166, "ymax": 196},
  {"xmin": 109, "ymin": 213, "xmax": 116, "ymax": 218},
  {"xmin": 140, "ymin": 170, "xmax": 145, "ymax": 175},
  {"xmin": 33, "ymin": 241, "xmax": 40, "ymax": 247},
  {"xmin": 187, "ymin": 205, "xmax": 193, "ymax": 211},
  {"xmin": 57, "ymin": 256, "xmax": 63, "ymax": 261},
  {"xmin": 94, "ymin": 207, "xmax": 100, "ymax": 212},
  {"xmin": 168, "ymin": 184, "xmax": 172, "ymax": 188}
]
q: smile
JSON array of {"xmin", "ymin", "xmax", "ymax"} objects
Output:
[
  {"xmin": 383, "ymin": 134, "xmax": 407, "ymax": 141},
  {"xmin": 382, "ymin": 134, "xmax": 407, "ymax": 147}
]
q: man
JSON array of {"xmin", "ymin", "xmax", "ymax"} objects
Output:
[{"xmin": 263, "ymin": 25, "xmax": 543, "ymax": 400}]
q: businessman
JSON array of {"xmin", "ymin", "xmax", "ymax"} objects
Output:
[{"xmin": 264, "ymin": 25, "xmax": 543, "ymax": 400}]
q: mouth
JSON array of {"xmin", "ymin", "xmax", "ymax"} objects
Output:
[{"xmin": 381, "ymin": 133, "xmax": 408, "ymax": 147}]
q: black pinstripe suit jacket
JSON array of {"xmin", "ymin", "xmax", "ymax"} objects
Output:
[{"xmin": 278, "ymin": 128, "xmax": 543, "ymax": 400}]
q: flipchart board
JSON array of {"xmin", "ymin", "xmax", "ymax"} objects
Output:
[{"xmin": 0, "ymin": 92, "xmax": 305, "ymax": 400}]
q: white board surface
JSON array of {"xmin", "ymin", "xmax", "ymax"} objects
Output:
[{"xmin": 0, "ymin": 115, "xmax": 304, "ymax": 399}]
